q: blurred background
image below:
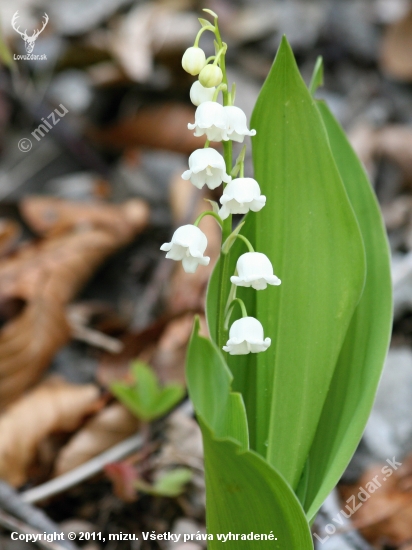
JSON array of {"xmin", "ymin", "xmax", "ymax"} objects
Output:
[{"xmin": 0, "ymin": 0, "xmax": 412, "ymax": 549}]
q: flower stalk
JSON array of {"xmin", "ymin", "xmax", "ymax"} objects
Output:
[
  {"xmin": 193, "ymin": 210, "xmax": 223, "ymax": 228},
  {"xmin": 162, "ymin": 7, "xmax": 276, "ymax": 353}
]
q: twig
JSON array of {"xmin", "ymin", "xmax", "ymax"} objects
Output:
[
  {"xmin": 20, "ymin": 433, "xmax": 143, "ymax": 504},
  {"xmin": 0, "ymin": 508, "xmax": 72, "ymax": 550},
  {"xmin": 0, "ymin": 481, "xmax": 78, "ymax": 550},
  {"xmin": 66, "ymin": 305, "xmax": 124, "ymax": 353},
  {"xmin": 70, "ymin": 323, "xmax": 124, "ymax": 353}
]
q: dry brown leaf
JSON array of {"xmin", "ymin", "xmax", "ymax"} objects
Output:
[
  {"xmin": 374, "ymin": 126, "xmax": 412, "ymax": 184},
  {"xmin": 339, "ymin": 456, "xmax": 412, "ymax": 547},
  {"xmin": 0, "ymin": 377, "xmax": 101, "ymax": 487},
  {"xmin": 20, "ymin": 196, "xmax": 148, "ymax": 239},
  {"xmin": 109, "ymin": 2, "xmax": 197, "ymax": 83},
  {"xmin": 380, "ymin": 8, "xmax": 412, "ymax": 81},
  {"xmin": 155, "ymin": 409, "xmax": 203, "ymax": 471},
  {"xmin": 54, "ymin": 403, "xmax": 139, "ymax": 476},
  {"xmin": 97, "ymin": 316, "xmax": 169, "ymax": 388},
  {"xmin": 89, "ymin": 103, "xmax": 202, "ymax": 154},
  {"xmin": 350, "ymin": 124, "xmax": 412, "ymax": 188},
  {"xmin": 150, "ymin": 313, "xmax": 199, "ymax": 386},
  {"xmin": 0, "ymin": 218, "xmax": 21, "ymax": 257},
  {"xmin": 0, "ymin": 198, "xmax": 149, "ymax": 408}
]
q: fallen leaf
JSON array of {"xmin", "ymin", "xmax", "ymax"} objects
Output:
[
  {"xmin": 350, "ymin": 124, "xmax": 412, "ymax": 189},
  {"xmin": 109, "ymin": 2, "xmax": 198, "ymax": 82},
  {"xmin": 54, "ymin": 402, "xmax": 139, "ymax": 476},
  {"xmin": 380, "ymin": 7, "xmax": 412, "ymax": 81},
  {"xmin": 20, "ymin": 196, "xmax": 149, "ymax": 239},
  {"xmin": 97, "ymin": 316, "xmax": 170, "ymax": 388},
  {"xmin": 89, "ymin": 103, "xmax": 202, "ymax": 154},
  {"xmin": 0, "ymin": 218, "xmax": 21, "ymax": 257},
  {"xmin": 0, "ymin": 198, "xmax": 149, "ymax": 408},
  {"xmin": 150, "ymin": 313, "xmax": 197, "ymax": 386},
  {"xmin": 155, "ymin": 409, "xmax": 203, "ymax": 472},
  {"xmin": 374, "ymin": 126, "xmax": 412, "ymax": 184},
  {"xmin": 0, "ymin": 377, "xmax": 101, "ymax": 487},
  {"xmin": 339, "ymin": 456, "xmax": 412, "ymax": 547}
]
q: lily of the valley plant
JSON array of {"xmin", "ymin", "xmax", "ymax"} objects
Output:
[{"xmin": 162, "ymin": 10, "xmax": 392, "ymax": 549}]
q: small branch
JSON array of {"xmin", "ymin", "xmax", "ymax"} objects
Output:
[
  {"xmin": 20, "ymin": 433, "xmax": 143, "ymax": 504},
  {"xmin": 0, "ymin": 481, "xmax": 78, "ymax": 550},
  {"xmin": 66, "ymin": 306, "xmax": 123, "ymax": 353},
  {"xmin": 70, "ymin": 323, "xmax": 123, "ymax": 353},
  {"xmin": 0, "ymin": 509, "xmax": 72, "ymax": 550}
]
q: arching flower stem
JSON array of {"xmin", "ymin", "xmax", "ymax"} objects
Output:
[
  {"xmin": 212, "ymin": 83, "xmax": 228, "ymax": 102},
  {"xmin": 194, "ymin": 25, "xmax": 215, "ymax": 47},
  {"xmin": 236, "ymin": 234, "xmax": 254, "ymax": 252},
  {"xmin": 224, "ymin": 297, "xmax": 248, "ymax": 330},
  {"xmin": 193, "ymin": 210, "xmax": 223, "ymax": 229}
]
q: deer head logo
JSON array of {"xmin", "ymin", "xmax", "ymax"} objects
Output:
[{"xmin": 11, "ymin": 11, "xmax": 49, "ymax": 54}]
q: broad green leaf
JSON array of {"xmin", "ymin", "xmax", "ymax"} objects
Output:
[
  {"xmin": 208, "ymin": 37, "xmax": 366, "ymax": 490},
  {"xmin": 186, "ymin": 320, "xmax": 313, "ymax": 549},
  {"xmin": 251, "ymin": 38, "xmax": 365, "ymax": 488},
  {"xmin": 186, "ymin": 317, "xmax": 248, "ymax": 448},
  {"xmin": 302, "ymin": 101, "xmax": 392, "ymax": 520},
  {"xmin": 201, "ymin": 421, "xmax": 313, "ymax": 549},
  {"xmin": 111, "ymin": 361, "xmax": 184, "ymax": 422}
]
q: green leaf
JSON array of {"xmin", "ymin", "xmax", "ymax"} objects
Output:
[
  {"xmin": 111, "ymin": 361, "xmax": 184, "ymax": 422},
  {"xmin": 251, "ymin": 38, "xmax": 365, "ymax": 488},
  {"xmin": 186, "ymin": 317, "xmax": 248, "ymax": 448},
  {"xmin": 186, "ymin": 320, "xmax": 313, "ymax": 549},
  {"xmin": 203, "ymin": 8, "xmax": 218, "ymax": 19},
  {"xmin": 302, "ymin": 101, "xmax": 392, "ymax": 520},
  {"xmin": 222, "ymin": 221, "xmax": 245, "ymax": 254},
  {"xmin": 0, "ymin": 16, "xmax": 13, "ymax": 68},
  {"xmin": 136, "ymin": 468, "xmax": 192, "ymax": 497},
  {"xmin": 309, "ymin": 56, "xmax": 323, "ymax": 96},
  {"xmin": 208, "ymin": 37, "xmax": 366, "ymax": 490},
  {"xmin": 198, "ymin": 18, "xmax": 214, "ymax": 28},
  {"xmin": 201, "ymin": 421, "xmax": 313, "ymax": 549},
  {"xmin": 204, "ymin": 199, "xmax": 220, "ymax": 215}
]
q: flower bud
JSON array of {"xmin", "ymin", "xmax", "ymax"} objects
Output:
[
  {"xmin": 182, "ymin": 47, "xmax": 206, "ymax": 76},
  {"xmin": 199, "ymin": 64, "xmax": 223, "ymax": 88}
]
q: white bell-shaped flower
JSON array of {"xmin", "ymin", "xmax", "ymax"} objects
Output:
[
  {"xmin": 190, "ymin": 81, "xmax": 216, "ymax": 106},
  {"xmin": 223, "ymin": 317, "xmax": 271, "ymax": 355},
  {"xmin": 182, "ymin": 47, "xmax": 206, "ymax": 76},
  {"xmin": 182, "ymin": 148, "xmax": 231, "ymax": 190},
  {"xmin": 188, "ymin": 101, "xmax": 228, "ymax": 142},
  {"xmin": 223, "ymin": 106, "xmax": 256, "ymax": 142},
  {"xmin": 231, "ymin": 252, "xmax": 281, "ymax": 290},
  {"xmin": 160, "ymin": 225, "xmax": 210, "ymax": 273},
  {"xmin": 218, "ymin": 177, "xmax": 266, "ymax": 219}
]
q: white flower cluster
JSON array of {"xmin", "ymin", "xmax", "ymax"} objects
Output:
[{"xmin": 160, "ymin": 17, "xmax": 281, "ymax": 355}]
